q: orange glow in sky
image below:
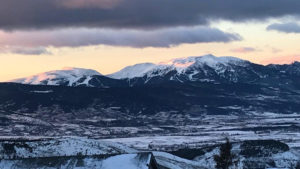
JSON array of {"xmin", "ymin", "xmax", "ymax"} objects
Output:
[{"xmin": 0, "ymin": 20, "xmax": 300, "ymax": 82}]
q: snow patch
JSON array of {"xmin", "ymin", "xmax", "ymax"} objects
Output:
[{"xmin": 30, "ymin": 90, "xmax": 53, "ymax": 93}]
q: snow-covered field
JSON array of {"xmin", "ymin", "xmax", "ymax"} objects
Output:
[
  {"xmin": 1, "ymin": 113, "xmax": 300, "ymax": 168},
  {"xmin": 0, "ymin": 132, "xmax": 299, "ymax": 169},
  {"xmin": 103, "ymin": 113, "xmax": 300, "ymax": 151},
  {"xmin": 2, "ymin": 111, "xmax": 299, "ymax": 151}
]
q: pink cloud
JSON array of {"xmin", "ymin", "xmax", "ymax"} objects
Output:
[{"xmin": 231, "ymin": 47, "xmax": 256, "ymax": 53}]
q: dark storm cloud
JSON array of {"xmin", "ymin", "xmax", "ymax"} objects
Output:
[
  {"xmin": 0, "ymin": 0, "xmax": 300, "ymax": 30},
  {"xmin": 0, "ymin": 27, "xmax": 241, "ymax": 48},
  {"xmin": 0, "ymin": 46, "xmax": 51, "ymax": 55},
  {"xmin": 267, "ymin": 22, "xmax": 300, "ymax": 33},
  {"xmin": 10, "ymin": 47, "xmax": 52, "ymax": 55}
]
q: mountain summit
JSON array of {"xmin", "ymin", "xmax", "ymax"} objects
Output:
[
  {"xmin": 109, "ymin": 54, "xmax": 260, "ymax": 84},
  {"xmin": 109, "ymin": 54, "xmax": 248, "ymax": 80},
  {"xmin": 11, "ymin": 67, "xmax": 102, "ymax": 87}
]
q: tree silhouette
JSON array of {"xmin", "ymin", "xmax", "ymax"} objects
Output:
[
  {"xmin": 214, "ymin": 138, "xmax": 235, "ymax": 169},
  {"xmin": 295, "ymin": 161, "xmax": 300, "ymax": 169}
]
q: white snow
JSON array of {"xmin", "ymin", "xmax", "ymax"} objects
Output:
[
  {"xmin": 0, "ymin": 153, "xmax": 152, "ymax": 169},
  {"xmin": 100, "ymin": 153, "xmax": 150, "ymax": 169},
  {"xmin": 108, "ymin": 54, "xmax": 247, "ymax": 80},
  {"xmin": 30, "ymin": 90, "xmax": 53, "ymax": 93},
  {"xmin": 108, "ymin": 63, "xmax": 158, "ymax": 79},
  {"xmin": 153, "ymin": 151, "xmax": 205, "ymax": 169},
  {"xmin": 0, "ymin": 137, "xmax": 137, "ymax": 159},
  {"xmin": 273, "ymin": 151, "xmax": 300, "ymax": 168},
  {"xmin": 10, "ymin": 67, "xmax": 101, "ymax": 86},
  {"xmin": 163, "ymin": 54, "xmax": 244, "ymax": 71}
]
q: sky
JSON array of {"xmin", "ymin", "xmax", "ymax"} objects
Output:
[{"xmin": 1, "ymin": 0, "xmax": 300, "ymax": 81}]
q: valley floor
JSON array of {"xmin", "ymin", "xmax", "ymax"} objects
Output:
[
  {"xmin": 1, "ymin": 113, "xmax": 300, "ymax": 150},
  {"xmin": 99, "ymin": 113, "xmax": 300, "ymax": 151},
  {"xmin": 1, "ymin": 113, "xmax": 300, "ymax": 168}
]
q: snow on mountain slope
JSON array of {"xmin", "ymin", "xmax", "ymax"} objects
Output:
[
  {"xmin": 109, "ymin": 55, "xmax": 247, "ymax": 78},
  {"xmin": 109, "ymin": 54, "xmax": 253, "ymax": 83},
  {"xmin": 108, "ymin": 63, "xmax": 158, "ymax": 79},
  {"xmin": 10, "ymin": 67, "xmax": 102, "ymax": 87},
  {"xmin": 161, "ymin": 54, "xmax": 246, "ymax": 71}
]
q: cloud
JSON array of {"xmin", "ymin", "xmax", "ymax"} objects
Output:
[
  {"xmin": 267, "ymin": 22, "xmax": 300, "ymax": 33},
  {"xmin": 231, "ymin": 47, "xmax": 257, "ymax": 53},
  {"xmin": 271, "ymin": 48, "xmax": 282, "ymax": 54},
  {"xmin": 0, "ymin": 46, "xmax": 51, "ymax": 55},
  {"xmin": 11, "ymin": 47, "xmax": 52, "ymax": 55},
  {"xmin": 0, "ymin": 0, "xmax": 300, "ymax": 30},
  {"xmin": 0, "ymin": 27, "xmax": 241, "ymax": 48},
  {"xmin": 58, "ymin": 0, "xmax": 123, "ymax": 9}
]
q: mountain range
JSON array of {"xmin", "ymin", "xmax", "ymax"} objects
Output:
[
  {"xmin": 0, "ymin": 54, "xmax": 298, "ymax": 125},
  {"xmin": 9, "ymin": 54, "xmax": 300, "ymax": 89}
]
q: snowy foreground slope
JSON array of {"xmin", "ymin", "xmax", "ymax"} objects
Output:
[
  {"xmin": 0, "ymin": 137, "xmax": 136, "ymax": 159},
  {"xmin": 0, "ymin": 137, "xmax": 299, "ymax": 169},
  {"xmin": 0, "ymin": 153, "xmax": 153, "ymax": 169}
]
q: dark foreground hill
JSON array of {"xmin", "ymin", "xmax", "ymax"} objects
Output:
[{"xmin": 0, "ymin": 81, "xmax": 299, "ymax": 138}]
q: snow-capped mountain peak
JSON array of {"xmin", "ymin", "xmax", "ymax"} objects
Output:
[
  {"xmin": 161, "ymin": 54, "xmax": 247, "ymax": 72},
  {"xmin": 60, "ymin": 67, "xmax": 102, "ymax": 76},
  {"xmin": 11, "ymin": 67, "xmax": 102, "ymax": 86},
  {"xmin": 109, "ymin": 54, "xmax": 248, "ymax": 80},
  {"xmin": 107, "ymin": 63, "xmax": 157, "ymax": 79}
]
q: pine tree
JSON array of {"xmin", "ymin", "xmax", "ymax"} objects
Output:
[{"xmin": 214, "ymin": 138, "xmax": 235, "ymax": 169}]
